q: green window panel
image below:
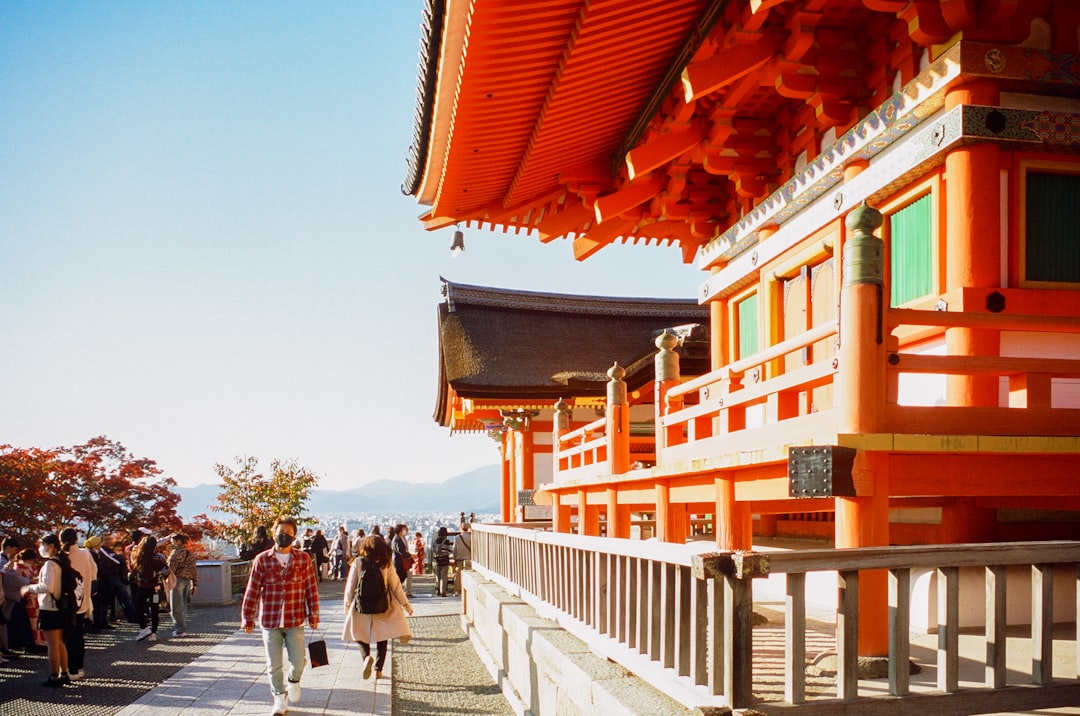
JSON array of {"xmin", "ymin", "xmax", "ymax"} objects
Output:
[
  {"xmin": 889, "ymin": 194, "xmax": 933, "ymax": 306},
  {"xmin": 1026, "ymin": 171, "xmax": 1080, "ymax": 284},
  {"xmin": 737, "ymin": 293, "xmax": 759, "ymax": 359}
]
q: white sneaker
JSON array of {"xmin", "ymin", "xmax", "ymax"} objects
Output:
[
  {"xmin": 68, "ymin": 669, "xmax": 86, "ymax": 681},
  {"xmin": 287, "ymin": 680, "xmax": 301, "ymax": 703},
  {"xmin": 362, "ymin": 654, "xmax": 374, "ymax": 680},
  {"xmin": 136, "ymin": 627, "xmax": 152, "ymax": 641},
  {"xmin": 148, "ymin": 633, "xmax": 157, "ymax": 642},
  {"xmin": 271, "ymin": 692, "xmax": 288, "ymax": 715}
]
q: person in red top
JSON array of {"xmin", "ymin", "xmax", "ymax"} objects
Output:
[{"xmin": 241, "ymin": 516, "xmax": 320, "ymax": 716}]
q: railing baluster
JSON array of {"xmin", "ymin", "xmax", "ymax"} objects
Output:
[
  {"xmin": 938, "ymin": 566, "xmax": 960, "ymax": 692},
  {"xmin": 627, "ymin": 556, "xmax": 639, "ymax": 650},
  {"xmin": 676, "ymin": 565, "xmax": 691, "ymax": 676},
  {"xmin": 785, "ymin": 572, "xmax": 806, "ymax": 704},
  {"xmin": 690, "ymin": 570, "xmax": 708, "ymax": 686},
  {"xmin": 661, "ymin": 562, "xmax": 676, "ymax": 669},
  {"xmin": 1033, "ymin": 563, "xmax": 1054, "ymax": 685},
  {"xmin": 636, "ymin": 557, "xmax": 648, "ymax": 653},
  {"xmin": 648, "ymin": 560, "xmax": 662, "ymax": 661},
  {"xmin": 726, "ymin": 573, "xmax": 754, "ymax": 707},
  {"xmin": 986, "ymin": 564, "xmax": 1007, "ymax": 688},
  {"xmin": 597, "ymin": 551, "xmax": 607, "ymax": 632},
  {"xmin": 889, "ymin": 567, "xmax": 910, "ymax": 696},
  {"xmin": 709, "ymin": 572, "xmax": 724, "ymax": 696},
  {"xmin": 837, "ymin": 569, "xmax": 859, "ymax": 700}
]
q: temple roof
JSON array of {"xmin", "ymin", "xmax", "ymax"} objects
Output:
[
  {"xmin": 434, "ymin": 280, "xmax": 710, "ymax": 426},
  {"xmin": 404, "ymin": 0, "xmax": 1059, "ymax": 264}
]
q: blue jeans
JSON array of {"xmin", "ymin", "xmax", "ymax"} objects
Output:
[
  {"xmin": 261, "ymin": 626, "xmax": 305, "ymax": 696},
  {"xmin": 170, "ymin": 577, "xmax": 192, "ymax": 633}
]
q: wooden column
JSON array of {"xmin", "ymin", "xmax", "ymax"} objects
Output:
[
  {"xmin": 655, "ymin": 330, "xmax": 682, "ymax": 455},
  {"xmin": 836, "ymin": 199, "xmax": 890, "ymax": 656},
  {"xmin": 520, "ymin": 427, "xmax": 535, "ymax": 491},
  {"xmin": 500, "ymin": 434, "xmax": 512, "ymax": 523},
  {"xmin": 606, "ymin": 486, "xmax": 629, "ymax": 538},
  {"xmin": 580, "ymin": 488, "xmax": 600, "ymax": 536},
  {"xmin": 551, "ymin": 399, "xmax": 570, "ymax": 533},
  {"xmin": 656, "ymin": 481, "xmax": 672, "ymax": 542},
  {"xmin": 945, "ymin": 80, "xmax": 1002, "ymax": 409},
  {"xmin": 607, "ymin": 363, "xmax": 630, "ymax": 475},
  {"xmin": 715, "ymin": 474, "xmax": 736, "ymax": 550}
]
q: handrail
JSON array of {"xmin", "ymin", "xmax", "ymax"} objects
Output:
[
  {"xmin": 558, "ymin": 416, "xmax": 606, "ymax": 446},
  {"xmin": 471, "ymin": 526, "xmax": 1080, "ymax": 712},
  {"xmin": 889, "ymin": 308, "xmax": 1080, "ymax": 333},
  {"xmin": 669, "ymin": 321, "xmax": 837, "ymax": 399}
]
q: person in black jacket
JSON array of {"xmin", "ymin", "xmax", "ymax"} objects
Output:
[
  {"xmin": 239, "ymin": 525, "xmax": 274, "ymax": 561},
  {"xmin": 309, "ymin": 529, "xmax": 330, "ymax": 582}
]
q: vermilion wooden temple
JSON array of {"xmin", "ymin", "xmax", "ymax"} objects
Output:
[{"xmin": 406, "ymin": 1, "xmax": 1080, "ymax": 709}]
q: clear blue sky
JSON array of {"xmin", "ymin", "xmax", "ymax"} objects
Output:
[{"xmin": 0, "ymin": 2, "xmax": 704, "ymax": 490}]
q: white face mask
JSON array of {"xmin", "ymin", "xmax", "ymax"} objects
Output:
[{"xmin": 38, "ymin": 545, "xmax": 50, "ymax": 559}]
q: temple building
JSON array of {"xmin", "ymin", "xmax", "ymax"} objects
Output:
[{"xmin": 406, "ymin": 1, "xmax": 1080, "ymax": 712}]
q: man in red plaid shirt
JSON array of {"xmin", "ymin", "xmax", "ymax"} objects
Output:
[{"xmin": 242, "ymin": 516, "xmax": 320, "ymax": 716}]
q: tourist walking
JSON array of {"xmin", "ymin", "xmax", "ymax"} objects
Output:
[
  {"xmin": 342, "ymin": 534, "xmax": 412, "ymax": 681},
  {"xmin": 391, "ymin": 523, "xmax": 411, "ymax": 592},
  {"xmin": 453, "ymin": 523, "xmax": 473, "ymax": 596},
  {"xmin": 330, "ymin": 526, "xmax": 349, "ymax": 580},
  {"xmin": 130, "ymin": 535, "xmax": 166, "ymax": 642},
  {"xmin": 433, "ymin": 527, "xmax": 453, "ymax": 597},
  {"xmin": 241, "ymin": 516, "xmax": 320, "ymax": 716},
  {"xmin": 59, "ymin": 528, "xmax": 95, "ymax": 681},
  {"xmin": 20, "ymin": 534, "xmax": 71, "ymax": 687},
  {"xmin": 310, "ymin": 529, "xmax": 330, "ymax": 582},
  {"xmin": 166, "ymin": 532, "xmax": 198, "ymax": 637},
  {"xmin": 410, "ymin": 531, "xmax": 425, "ymax": 579}
]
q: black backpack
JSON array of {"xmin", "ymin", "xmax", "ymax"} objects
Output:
[
  {"xmin": 354, "ymin": 558, "xmax": 388, "ymax": 614},
  {"xmin": 48, "ymin": 557, "xmax": 83, "ymax": 613},
  {"xmin": 435, "ymin": 537, "xmax": 452, "ymax": 566}
]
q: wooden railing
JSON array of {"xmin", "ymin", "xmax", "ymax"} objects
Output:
[
  {"xmin": 556, "ymin": 416, "xmax": 607, "ymax": 474},
  {"xmin": 885, "ymin": 307, "xmax": 1080, "ymax": 435},
  {"xmin": 659, "ymin": 321, "xmax": 839, "ymax": 465},
  {"xmin": 472, "ymin": 524, "xmax": 1080, "ymax": 713}
]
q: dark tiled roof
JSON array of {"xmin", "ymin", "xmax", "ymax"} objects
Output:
[{"xmin": 436, "ymin": 280, "xmax": 710, "ymax": 405}]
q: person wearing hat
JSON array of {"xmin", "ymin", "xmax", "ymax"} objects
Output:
[{"xmin": 166, "ymin": 533, "xmax": 198, "ymax": 637}]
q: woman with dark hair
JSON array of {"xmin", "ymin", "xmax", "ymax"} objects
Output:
[
  {"xmin": 20, "ymin": 534, "xmax": 70, "ymax": 686},
  {"xmin": 342, "ymin": 535, "xmax": 413, "ymax": 680},
  {"xmin": 433, "ymin": 526, "xmax": 453, "ymax": 597},
  {"xmin": 131, "ymin": 536, "xmax": 167, "ymax": 642},
  {"xmin": 391, "ymin": 523, "xmax": 411, "ymax": 592},
  {"xmin": 240, "ymin": 525, "xmax": 274, "ymax": 560}
]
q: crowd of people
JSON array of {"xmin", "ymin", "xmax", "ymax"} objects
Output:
[
  {"xmin": 239, "ymin": 515, "xmax": 474, "ymax": 716},
  {"xmin": 1, "ymin": 514, "xmax": 476, "ymax": 713},
  {"xmin": 0, "ymin": 527, "xmax": 200, "ymax": 688}
]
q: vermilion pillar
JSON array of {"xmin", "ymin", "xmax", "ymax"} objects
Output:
[
  {"xmin": 945, "ymin": 81, "xmax": 1002, "ymax": 408},
  {"xmin": 500, "ymin": 435, "xmax": 512, "ymax": 523},
  {"xmin": 607, "ymin": 363, "xmax": 630, "ymax": 475},
  {"xmin": 835, "ymin": 199, "xmax": 890, "ymax": 656},
  {"xmin": 551, "ymin": 399, "xmax": 571, "ymax": 533}
]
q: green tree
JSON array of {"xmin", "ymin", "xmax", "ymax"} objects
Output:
[{"xmin": 210, "ymin": 456, "xmax": 319, "ymax": 546}]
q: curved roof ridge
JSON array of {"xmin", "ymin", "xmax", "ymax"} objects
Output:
[{"xmin": 442, "ymin": 279, "xmax": 706, "ymax": 318}]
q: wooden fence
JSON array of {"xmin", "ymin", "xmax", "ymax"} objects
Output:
[{"xmin": 472, "ymin": 524, "xmax": 1080, "ymax": 713}]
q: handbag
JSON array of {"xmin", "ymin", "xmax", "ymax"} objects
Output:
[{"xmin": 308, "ymin": 628, "xmax": 329, "ymax": 668}]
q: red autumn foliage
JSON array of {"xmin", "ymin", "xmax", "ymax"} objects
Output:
[{"xmin": 0, "ymin": 436, "xmax": 185, "ymax": 542}]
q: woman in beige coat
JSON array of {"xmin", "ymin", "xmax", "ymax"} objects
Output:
[{"xmin": 342, "ymin": 534, "xmax": 413, "ymax": 679}]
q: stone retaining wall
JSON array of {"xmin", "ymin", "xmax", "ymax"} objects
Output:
[{"xmin": 459, "ymin": 570, "xmax": 716, "ymax": 716}]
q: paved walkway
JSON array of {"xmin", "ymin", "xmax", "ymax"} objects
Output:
[{"xmin": 0, "ymin": 575, "xmax": 512, "ymax": 716}]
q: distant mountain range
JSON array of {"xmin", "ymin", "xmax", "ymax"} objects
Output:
[{"xmin": 174, "ymin": 464, "xmax": 501, "ymax": 521}]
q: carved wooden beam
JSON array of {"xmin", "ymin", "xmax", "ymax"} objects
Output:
[
  {"xmin": 593, "ymin": 179, "xmax": 664, "ymax": 224},
  {"xmin": 681, "ymin": 33, "xmax": 778, "ymax": 102},
  {"xmin": 536, "ymin": 197, "xmax": 594, "ymax": 243},
  {"xmin": 625, "ymin": 123, "xmax": 706, "ymax": 180},
  {"xmin": 901, "ymin": 0, "xmax": 954, "ymax": 45},
  {"xmin": 571, "ymin": 216, "xmax": 638, "ymax": 261}
]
